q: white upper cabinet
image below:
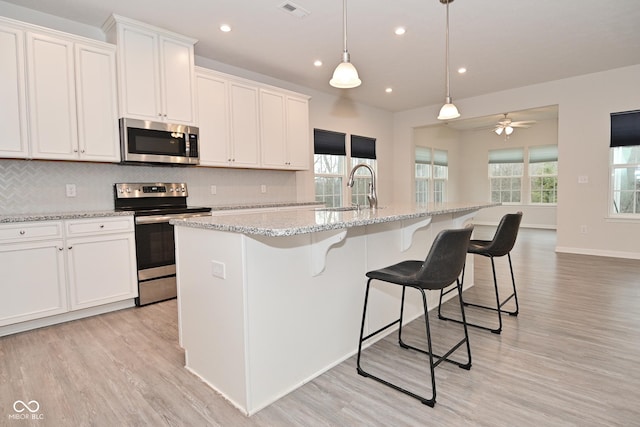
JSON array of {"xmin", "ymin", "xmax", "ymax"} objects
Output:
[
  {"xmin": 0, "ymin": 17, "xmax": 119, "ymax": 163},
  {"xmin": 26, "ymin": 31, "xmax": 78, "ymax": 160},
  {"xmin": 74, "ymin": 43, "xmax": 120, "ymax": 162},
  {"xmin": 195, "ymin": 67, "xmax": 310, "ymax": 171},
  {"xmin": 196, "ymin": 68, "xmax": 260, "ymax": 168},
  {"xmin": 260, "ymin": 89, "xmax": 310, "ymax": 170},
  {"xmin": 196, "ymin": 71, "xmax": 230, "ymax": 166},
  {"xmin": 104, "ymin": 15, "xmax": 197, "ymax": 125},
  {"xmin": 229, "ymin": 81, "xmax": 261, "ymax": 167},
  {"xmin": 0, "ymin": 24, "xmax": 29, "ymax": 158}
]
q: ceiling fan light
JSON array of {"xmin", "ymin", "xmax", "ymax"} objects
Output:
[
  {"xmin": 437, "ymin": 100, "xmax": 460, "ymax": 120},
  {"xmin": 330, "ymin": 57, "xmax": 361, "ymax": 88},
  {"xmin": 495, "ymin": 127, "xmax": 504, "ymax": 135},
  {"xmin": 505, "ymin": 126, "xmax": 514, "ymax": 135}
]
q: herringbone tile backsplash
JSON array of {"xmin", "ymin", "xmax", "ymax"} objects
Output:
[{"xmin": 0, "ymin": 159, "xmax": 297, "ymax": 214}]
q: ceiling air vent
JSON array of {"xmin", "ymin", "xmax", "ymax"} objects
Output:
[{"xmin": 278, "ymin": 1, "xmax": 310, "ymax": 18}]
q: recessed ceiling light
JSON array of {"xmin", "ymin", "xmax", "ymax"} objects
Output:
[
  {"xmin": 385, "ymin": 87, "xmax": 393, "ymax": 93},
  {"xmin": 394, "ymin": 27, "xmax": 406, "ymax": 36},
  {"xmin": 313, "ymin": 60, "xmax": 322, "ymax": 67},
  {"xmin": 220, "ymin": 24, "xmax": 231, "ymax": 32},
  {"xmin": 458, "ymin": 67, "xmax": 467, "ymax": 74}
]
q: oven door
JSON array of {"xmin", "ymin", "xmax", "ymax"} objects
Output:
[
  {"xmin": 134, "ymin": 218, "xmax": 177, "ymax": 306},
  {"xmin": 133, "ymin": 212, "xmax": 210, "ymax": 306}
]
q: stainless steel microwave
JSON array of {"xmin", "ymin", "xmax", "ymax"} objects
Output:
[{"xmin": 119, "ymin": 118, "xmax": 199, "ymax": 165}]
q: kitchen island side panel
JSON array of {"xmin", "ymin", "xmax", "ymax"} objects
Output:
[
  {"xmin": 243, "ymin": 227, "xmax": 368, "ymax": 414},
  {"xmin": 175, "ymin": 226, "xmax": 250, "ymax": 413}
]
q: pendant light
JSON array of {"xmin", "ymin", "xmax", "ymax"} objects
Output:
[
  {"xmin": 330, "ymin": 0, "xmax": 361, "ymax": 88},
  {"xmin": 437, "ymin": 0, "xmax": 460, "ymax": 120}
]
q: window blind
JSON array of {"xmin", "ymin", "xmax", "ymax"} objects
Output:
[
  {"xmin": 611, "ymin": 110, "xmax": 640, "ymax": 147},
  {"xmin": 529, "ymin": 145, "xmax": 558, "ymax": 163},
  {"xmin": 434, "ymin": 149, "xmax": 448, "ymax": 166},
  {"xmin": 488, "ymin": 148, "xmax": 524, "ymax": 164},
  {"xmin": 351, "ymin": 135, "xmax": 376, "ymax": 159},
  {"xmin": 314, "ymin": 129, "xmax": 346, "ymax": 155},
  {"xmin": 415, "ymin": 146, "xmax": 432, "ymax": 164}
]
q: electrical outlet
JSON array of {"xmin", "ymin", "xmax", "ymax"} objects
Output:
[
  {"xmin": 580, "ymin": 225, "xmax": 588, "ymax": 234},
  {"xmin": 66, "ymin": 184, "xmax": 76, "ymax": 197},
  {"xmin": 578, "ymin": 175, "xmax": 589, "ymax": 184},
  {"xmin": 261, "ymin": 185, "xmax": 267, "ymax": 193},
  {"xmin": 211, "ymin": 260, "xmax": 226, "ymax": 279},
  {"xmin": 210, "ymin": 185, "xmax": 217, "ymax": 195}
]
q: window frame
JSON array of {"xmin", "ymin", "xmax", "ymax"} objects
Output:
[{"xmin": 414, "ymin": 146, "xmax": 448, "ymax": 205}]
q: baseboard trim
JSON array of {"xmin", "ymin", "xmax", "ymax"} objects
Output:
[{"xmin": 555, "ymin": 246, "xmax": 640, "ymax": 260}]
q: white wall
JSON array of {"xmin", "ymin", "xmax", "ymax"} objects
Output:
[{"xmin": 394, "ymin": 64, "xmax": 640, "ymax": 258}]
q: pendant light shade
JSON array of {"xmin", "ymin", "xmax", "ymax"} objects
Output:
[
  {"xmin": 437, "ymin": 0, "xmax": 460, "ymax": 120},
  {"xmin": 330, "ymin": 0, "xmax": 361, "ymax": 88}
]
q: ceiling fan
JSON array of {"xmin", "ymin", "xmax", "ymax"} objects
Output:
[{"xmin": 493, "ymin": 113, "xmax": 536, "ymax": 139}]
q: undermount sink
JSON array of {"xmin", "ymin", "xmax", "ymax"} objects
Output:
[
  {"xmin": 314, "ymin": 206, "xmax": 360, "ymax": 212},
  {"xmin": 314, "ymin": 206, "xmax": 384, "ymax": 212}
]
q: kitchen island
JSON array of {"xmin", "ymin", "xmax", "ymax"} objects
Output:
[{"xmin": 172, "ymin": 202, "xmax": 496, "ymax": 415}]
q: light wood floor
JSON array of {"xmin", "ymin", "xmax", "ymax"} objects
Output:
[{"xmin": 2, "ymin": 227, "xmax": 640, "ymax": 426}]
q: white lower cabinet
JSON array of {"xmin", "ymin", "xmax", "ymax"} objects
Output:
[
  {"xmin": 0, "ymin": 239, "xmax": 67, "ymax": 326},
  {"xmin": 0, "ymin": 217, "xmax": 137, "ymax": 332},
  {"xmin": 66, "ymin": 218, "xmax": 137, "ymax": 310}
]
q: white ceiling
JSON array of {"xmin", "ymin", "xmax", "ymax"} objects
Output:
[{"xmin": 3, "ymin": 0, "xmax": 640, "ymax": 115}]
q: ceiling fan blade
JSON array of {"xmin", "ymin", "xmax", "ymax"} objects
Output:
[{"xmin": 511, "ymin": 120, "xmax": 536, "ymax": 126}]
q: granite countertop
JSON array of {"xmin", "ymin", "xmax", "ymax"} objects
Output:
[
  {"xmin": 207, "ymin": 201, "xmax": 322, "ymax": 212},
  {"xmin": 0, "ymin": 210, "xmax": 134, "ymax": 223},
  {"xmin": 171, "ymin": 202, "xmax": 498, "ymax": 237}
]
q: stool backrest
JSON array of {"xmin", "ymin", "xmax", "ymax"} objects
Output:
[
  {"xmin": 485, "ymin": 212, "xmax": 523, "ymax": 257},
  {"xmin": 414, "ymin": 226, "xmax": 474, "ymax": 289}
]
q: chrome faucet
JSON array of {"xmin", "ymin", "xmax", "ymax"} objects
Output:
[{"xmin": 347, "ymin": 163, "xmax": 378, "ymax": 209}]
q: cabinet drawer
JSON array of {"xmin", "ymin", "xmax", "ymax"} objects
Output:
[
  {"xmin": 65, "ymin": 216, "xmax": 134, "ymax": 236},
  {"xmin": 0, "ymin": 221, "xmax": 63, "ymax": 243}
]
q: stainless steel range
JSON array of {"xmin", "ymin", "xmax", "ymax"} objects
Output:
[{"xmin": 114, "ymin": 182, "xmax": 211, "ymax": 306}]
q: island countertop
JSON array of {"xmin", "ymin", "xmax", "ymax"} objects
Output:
[{"xmin": 171, "ymin": 201, "xmax": 498, "ymax": 237}]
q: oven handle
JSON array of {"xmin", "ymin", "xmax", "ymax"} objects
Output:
[{"xmin": 135, "ymin": 212, "xmax": 211, "ymax": 225}]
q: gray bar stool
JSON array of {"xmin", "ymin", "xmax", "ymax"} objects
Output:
[
  {"xmin": 356, "ymin": 226, "xmax": 474, "ymax": 407},
  {"xmin": 438, "ymin": 212, "xmax": 522, "ymax": 334}
]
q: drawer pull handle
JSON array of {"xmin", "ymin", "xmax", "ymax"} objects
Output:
[
  {"xmin": 19, "ymin": 230, "xmax": 26, "ymax": 235},
  {"xmin": 68, "ymin": 246, "xmax": 73, "ymax": 250},
  {"xmin": 58, "ymin": 247, "xmax": 64, "ymax": 251},
  {"xmin": 99, "ymin": 225, "xmax": 105, "ymax": 229}
]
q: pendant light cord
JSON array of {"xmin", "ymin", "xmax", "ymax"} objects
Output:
[
  {"xmin": 343, "ymin": 0, "xmax": 348, "ymax": 54},
  {"xmin": 445, "ymin": 0, "xmax": 451, "ymax": 101}
]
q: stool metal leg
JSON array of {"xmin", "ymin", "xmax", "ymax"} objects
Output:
[
  {"xmin": 358, "ymin": 279, "xmax": 472, "ymax": 407},
  {"xmin": 438, "ymin": 254, "xmax": 519, "ymax": 334}
]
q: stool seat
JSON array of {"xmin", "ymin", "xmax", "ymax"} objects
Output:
[{"xmin": 357, "ymin": 226, "xmax": 474, "ymax": 407}]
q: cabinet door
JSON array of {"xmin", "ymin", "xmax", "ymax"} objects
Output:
[
  {"xmin": 75, "ymin": 43, "xmax": 120, "ymax": 162},
  {"xmin": 196, "ymin": 72, "xmax": 230, "ymax": 166},
  {"xmin": 159, "ymin": 36, "xmax": 195, "ymax": 125},
  {"xmin": 260, "ymin": 89, "xmax": 287, "ymax": 169},
  {"xmin": 66, "ymin": 233, "xmax": 137, "ymax": 311},
  {"xmin": 0, "ymin": 240, "xmax": 67, "ymax": 326},
  {"xmin": 229, "ymin": 81, "xmax": 260, "ymax": 167},
  {"xmin": 0, "ymin": 24, "xmax": 29, "ymax": 158},
  {"xmin": 26, "ymin": 31, "xmax": 78, "ymax": 159},
  {"xmin": 118, "ymin": 25, "xmax": 161, "ymax": 121},
  {"xmin": 285, "ymin": 96, "xmax": 310, "ymax": 170}
]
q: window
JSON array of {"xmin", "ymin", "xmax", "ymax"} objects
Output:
[
  {"xmin": 415, "ymin": 147, "xmax": 448, "ymax": 204},
  {"xmin": 314, "ymin": 129, "xmax": 346, "ymax": 208},
  {"xmin": 610, "ymin": 110, "xmax": 640, "ymax": 216},
  {"xmin": 350, "ymin": 135, "xmax": 377, "ymax": 206},
  {"xmin": 529, "ymin": 145, "xmax": 558, "ymax": 204},
  {"xmin": 489, "ymin": 148, "xmax": 524, "ymax": 203},
  {"xmin": 415, "ymin": 147, "xmax": 431, "ymax": 205},
  {"xmin": 313, "ymin": 130, "xmax": 377, "ymax": 208}
]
